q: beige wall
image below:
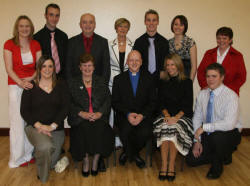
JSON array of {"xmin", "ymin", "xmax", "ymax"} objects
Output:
[{"xmin": 0, "ymin": 0, "xmax": 249, "ymax": 128}]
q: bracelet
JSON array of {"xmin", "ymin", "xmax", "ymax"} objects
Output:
[{"xmin": 50, "ymin": 123, "xmax": 57, "ymax": 130}]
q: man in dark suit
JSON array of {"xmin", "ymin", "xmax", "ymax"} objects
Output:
[
  {"xmin": 133, "ymin": 9, "xmax": 169, "ymax": 83},
  {"xmin": 112, "ymin": 50, "xmax": 157, "ymax": 168},
  {"xmin": 34, "ymin": 3, "xmax": 68, "ymax": 79},
  {"xmin": 66, "ymin": 13, "xmax": 110, "ymax": 84}
]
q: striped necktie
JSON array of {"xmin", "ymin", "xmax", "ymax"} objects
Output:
[
  {"xmin": 51, "ymin": 32, "xmax": 60, "ymax": 73},
  {"xmin": 206, "ymin": 91, "xmax": 214, "ymax": 134}
]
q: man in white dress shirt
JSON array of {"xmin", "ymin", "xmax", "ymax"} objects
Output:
[{"xmin": 186, "ymin": 63, "xmax": 241, "ymax": 179}]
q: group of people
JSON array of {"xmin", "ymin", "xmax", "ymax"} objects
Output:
[{"xmin": 3, "ymin": 3, "xmax": 246, "ymax": 183}]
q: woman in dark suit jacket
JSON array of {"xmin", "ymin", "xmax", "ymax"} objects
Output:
[
  {"xmin": 197, "ymin": 27, "xmax": 246, "ymax": 96},
  {"xmin": 68, "ymin": 53, "xmax": 114, "ymax": 177}
]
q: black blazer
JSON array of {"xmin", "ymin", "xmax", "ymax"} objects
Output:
[
  {"xmin": 67, "ymin": 75, "xmax": 111, "ymax": 126},
  {"xmin": 66, "ymin": 33, "xmax": 110, "ymax": 83},
  {"xmin": 133, "ymin": 33, "xmax": 169, "ymax": 80},
  {"xmin": 34, "ymin": 26, "xmax": 68, "ymax": 79},
  {"xmin": 112, "ymin": 70, "xmax": 157, "ymax": 123}
]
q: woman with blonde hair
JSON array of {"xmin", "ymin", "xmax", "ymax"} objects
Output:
[
  {"xmin": 3, "ymin": 15, "xmax": 41, "ymax": 168},
  {"xmin": 154, "ymin": 53, "xmax": 193, "ymax": 181}
]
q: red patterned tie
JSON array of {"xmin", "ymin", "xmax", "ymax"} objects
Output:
[{"xmin": 51, "ymin": 32, "xmax": 60, "ymax": 73}]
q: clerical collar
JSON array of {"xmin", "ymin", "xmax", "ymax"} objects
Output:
[{"xmin": 129, "ymin": 70, "xmax": 140, "ymax": 76}]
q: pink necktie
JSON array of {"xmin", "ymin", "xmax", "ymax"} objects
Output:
[{"xmin": 51, "ymin": 32, "xmax": 60, "ymax": 73}]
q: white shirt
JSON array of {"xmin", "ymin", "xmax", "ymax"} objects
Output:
[
  {"xmin": 21, "ymin": 51, "xmax": 33, "ymax": 65},
  {"xmin": 217, "ymin": 47, "xmax": 230, "ymax": 64},
  {"xmin": 193, "ymin": 84, "xmax": 241, "ymax": 134}
]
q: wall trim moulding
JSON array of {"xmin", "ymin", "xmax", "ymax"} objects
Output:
[{"xmin": 0, "ymin": 128, "xmax": 250, "ymax": 136}]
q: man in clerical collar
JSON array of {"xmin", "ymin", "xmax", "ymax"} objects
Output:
[
  {"xmin": 34, "ymin": 3, "xmax": 68, "ymax": 79},
  {"xmin": 66, "ymin": 13, "xmax": 110, "ymax": 84},
  {"xmin": 112, "ymin": 50, "xmax": 156, "ymax": 169},
  {"xmin": 186, "ymin": 63, "xmax": 241, "ymax": 179},
  {"xmin": 133, "ymin": 9, "xmax": 169, "ymax": 84}
]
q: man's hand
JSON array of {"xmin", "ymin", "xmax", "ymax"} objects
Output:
[
  {"xmin": 128, "ymin": 113, "xmax": 138, "ymax": 126},
  {"xmin": 192, "ymin": 142, "xmax": 203, "ymax": 158},
  {"xmin": 133, "ymin": 114, "xmax": 143, "ymax": 125}
]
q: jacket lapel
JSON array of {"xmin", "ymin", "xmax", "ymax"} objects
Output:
[{"xmin": 111, "ymin": 39, "xmax": 120, "ymax": 66}]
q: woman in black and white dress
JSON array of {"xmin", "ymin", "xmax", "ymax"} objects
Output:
[{"xmin": 154, "ymin": 53, "xmax": 193, "ymax": 181}]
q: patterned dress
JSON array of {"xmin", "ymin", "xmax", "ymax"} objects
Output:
[
  {"xmin": 169, "ymin": 35, "xmax": 195, "ymax": 77},
  {"xmin": 153, "ymin": 77, "xmax": 194, "ymax": 155}
]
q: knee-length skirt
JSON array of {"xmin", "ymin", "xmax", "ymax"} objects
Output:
[{"xmin": 153, "ymin": 115, "xmax": 193, "ymax": 156}]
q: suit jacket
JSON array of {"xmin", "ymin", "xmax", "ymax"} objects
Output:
[
  {"xmin": 34, "ymin": 26, "xmax": 68, "ymax": 79},
  {"xmin": 108, "ymin": 37, "xmax": 133, "ymax": 88},
  {"xmin": 67, "ymin": 75, "xmax": 111, "ymax": 126},
  {"xmin": 66, "ymin": 33, "xmax": 110, "ymax": 83},
  {"xmin": 133, "ymin": 32, "xmax": 169, "ymax": 80},
  {"xmin": 112, "ymin": 70, "xmax": 157, "ymax": 124},
  {"xmin": 197, "ymin": 46, "xmax": 246, "ymax": 95}
]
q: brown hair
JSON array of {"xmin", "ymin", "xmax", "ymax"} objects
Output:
[
  {"xmin": 12, "ymin": 15, "xmax": 34, "ymax": 45},
  {"xmin": 162, "ymin": 53, "xmax": 186, "ymax": 81},
  {"xmin": 79, "ymin": 53, "xmax": 95, "ymax": 66},
  {"xmin": 144, "ymin": 9, "xmax": 159, "ymax": 21},
  {"xmin": 171, "ymin": 15, "xmax": 188, "ymax": 35},
  {"xmin": 35, "ymin": 55, "xmax": 57, "ymax": 88},
  {"xmin": 114, "ymin": 18, "xmax": 130, "ymax": 30}
]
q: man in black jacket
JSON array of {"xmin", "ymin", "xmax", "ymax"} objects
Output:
[
  {"xmin": 34, "ymin": 3, "xmax": 68, "ymax": 79},
  {"xmin": 133, "ymin": 9, "xmax": 169, "ymax": 83},
  {"xmin": 112, "ymin": 50, "xmax": 157, "ymax": 168}
]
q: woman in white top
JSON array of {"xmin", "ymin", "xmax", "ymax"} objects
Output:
[
  {"xmin": 3, "ymin": 15, "xmax": 41, "ymax": 168},
  {"xmin": 108, "ymin": 18, "xmax": 133, "ymax": 146}
]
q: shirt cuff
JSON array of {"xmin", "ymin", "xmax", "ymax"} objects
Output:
[{"xmin": 203, "ymin": 123, "xmax": 214, "ymax": 133}]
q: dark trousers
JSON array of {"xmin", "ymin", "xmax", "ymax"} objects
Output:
[
  {"xmin": 186, "ymin": 129, "xmax": 241, "ymax": 174},
  {"xmin": 118, "ymin": 118, "xmax": 152, "ymax": 159}
]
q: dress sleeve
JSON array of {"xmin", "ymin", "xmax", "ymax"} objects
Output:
[
  {"xmin": 4, "ymin": 40, "xmax": 13, "ymax": 51},
  {"xmin": 54, "ymin": 81, "xmax": 70, "ymax": 126},
  {"xmin": 20, "ymin": 85, "xmax": 37, "ymax": 126},
  {"xmin": 180, "ymin": 79, "xmax": 193, "ymax": 117}
]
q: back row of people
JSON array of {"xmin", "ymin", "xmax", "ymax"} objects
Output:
[{"xmin": 3, "ymin": 3, "xmax": 246, "ymax": 183}]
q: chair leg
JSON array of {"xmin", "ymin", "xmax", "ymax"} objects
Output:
[
  {"xmin": 106, "ymin": 157, "xmax": 109, "ymax": 168},
  {"xmin": 113, "ymin": 147, "xmax": 116, "ymax": 167},
  {"xmin": 180, "ymin": 155, "xmax": 185, "ymax": 171}
]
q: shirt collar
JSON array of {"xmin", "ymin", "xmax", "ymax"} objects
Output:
[
  {"xmin": 129, "ymin": 70, "xmax": 140, "ymax": 76},
  {"xmin": 208, "ymin": 84, "xmax": 224, "ymax": 96},
  {"xmin": 217, "ymin": 47, "xmax": 230, "ymax": 57},
  {"xmin": 44, "ymin": 25, "xmax": 57, "ymax": 33}
]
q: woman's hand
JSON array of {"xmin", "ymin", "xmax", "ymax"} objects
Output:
[
  {"xmin": 89, "ymin": 112, "xmax": 102, "ymax": 121},
  {"xmin": 34, "ymin": 122, "xmax": 52, "ymax": 137},
  {"xmin": 18, "ymin": 80, "xmax": 33, "ymax": 90},
  {"xmin": 166, "ymin": 117, "xmax": 178, "ymax": 125}
]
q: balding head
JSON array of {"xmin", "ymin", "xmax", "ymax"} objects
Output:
[
  {"xmin": 127, "ymin": 50, "xmax": 142, "ymax": 73},
  {"xmin": 80, "ymin": 13, "xmax": 96, "ymax": 37}
]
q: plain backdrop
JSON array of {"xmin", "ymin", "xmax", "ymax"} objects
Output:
[{"xmin": 0, "ymin": 0, "xmax": 249, "ymax": 128}]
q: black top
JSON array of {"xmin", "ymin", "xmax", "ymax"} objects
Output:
[
  {"xmin": 34, "ymin": 25, "xmax": 68, "ymax": 79},
  {"xmin": 112, "ymin": 69, "xmax": 157, "ymax": 119},
  {"xmin": 119, "ymin": 52, "xmax": 125, "ymax": 72},
  {"xmin": 158, "ymin": 77, "xmax": 193, "ymax": 118},
  {"xmin": 67, "ymin": 75, "xmax": 111, "ymax": 126},
  {"xmin": 20, "ymin": 80, "xmax": 70, "ymax": 130},
  {"xmin": 133, "ymin": 32, "xmax": 169, "ymax": 82}
]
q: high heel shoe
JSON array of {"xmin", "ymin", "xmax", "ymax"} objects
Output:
[
  {"xmin": 91, "ymin": 169, "xmax": 98, "ymax": 176},
  {"xmin": 158, "ymin": 171, "xmax": 168, "ymax": 181},
  {"xmin": 82, "ymin": 163, "xmax": 89, "ymax": 177},
  {"xmin": 167, "ymin": 171, "xmax": 176, "ymax": 181}
]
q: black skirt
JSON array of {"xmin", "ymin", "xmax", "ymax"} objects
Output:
[{"xmin": 70, "ymin": 119, "xmax": 114, "ymax": 161}]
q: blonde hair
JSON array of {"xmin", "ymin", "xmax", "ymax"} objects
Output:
[
  {"xmin": 162, "ymin": 53, "xmax": 186, "ymax": 81},
  {"xmin": 12, "ymin": 15, "xmax": 34, "ymax": 45},
  {"xmin": 114, "ymin": 18, "xmax": 130, "ymax": 30}
]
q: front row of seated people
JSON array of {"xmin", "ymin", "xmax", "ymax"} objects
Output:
[{"xmin": 19, "ymin": 51, "xmax": 241, "ymax": 183}]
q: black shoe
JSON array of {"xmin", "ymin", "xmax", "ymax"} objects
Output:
[
  {"xmin": 98, "ymin": 157, "xmax": 106, "ymax": 172},
  {"xmin": 91, "ymin": 169, "xmax": 98, "ymax": 176},
  {"xmin": 158, "ymin": 171, "xmax": 168, "ymax": 181},
  {"xmin": 82, "ymin": 163, "xmax": 90, "ymax": 177},
  {"xmin": 134, "ymin": 155, "xmax": 145, "ymax": 169},
  {"xmin": 206, "ymin": 167, "xmax": 221, "ymax": 179},
  {"xmin": 119, "ymin": 152, "xmax": 128, "ymax": 166},
  {"xmin": 167, "ymin": 172, "xmax": 176, "ymax": 182},
  {"xmin": 224, "ymin": 155, "xmax": 232, "ymax": 165}
]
